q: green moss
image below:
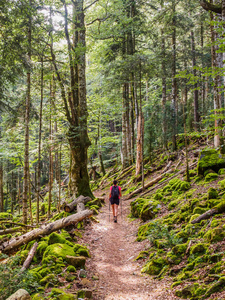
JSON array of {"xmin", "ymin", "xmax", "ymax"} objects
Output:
[
  {"xmin": 19, "ymin": 250, "xmax": 29, "ymax": 264},
  {"xmin": 218, "ymin": 168, "xmax": 225, "ymax": 175},
  {"xmin": 175, "ymin": 283, "xmax": 199, "ymax": 299},
  {"xmin": 73, "ymin": 244, "xmax": 90, "ymax": 258},
  {"xmin": 166, "ymin": 251, "xmax": 181, "ymax": 265},
  {"xmin": 205, "ymin": 172, "xmax": 218, "ymax": 182},
  {"xmin": 135, "ymin": 251, "xmax": 149, "ymax": 260},
  {"xmin": 208, "ymin": 253, "xmax": 223, "ymax": 263},
  {"xmin": 86, "ymin": 198, "xmax": 102, "ymax": 207},
  {"xmin": 203, "ymin": 277, "xmax": 225, "ymax": 298},
  {"xmin": 42, "ymin": 243, "xmax": 75, "ymax": 263},
  {"xmin": 175, "ymin": 230, "xmax": 188, "ymax": 243},
  {"xmin": 219, "ymin": 178, "xmax": 225, "ymax": 189},
  {"xmin": 36, "ymin": 241, "xmax": 48, "ymax": 258},
  {"xmin": 0, "ymin": 212, "xmax": 13, "ymax": 219},
  {"xmin": 67, "ymin": 265, "xmax": 76, "ymax": 272},
  {"xmin": 189, "ymin": 214, "xmax": 200, "ymax": 223},
  {"xmin": 131, "ymin": 198, "xmax": 148, "ymax": 218},
  {"xmin": 216, "ymin": 201, "xmax": 225, "ymax": 213},
  {"xmin": 197, "ymin": 149, "xmax": 225, "ymax": 176},
  {"xmin": 204, "ymin": 227, "xmax": 225, "ymax": 243},
  {"xmin": 193, "ymin": 207, "xmax": 208, "ymax": 215},
  {"xmin": 171, "ymin": 281, "xmax": 182, "ymax": 288},
  {"xmin": 206, "ymin": 199, "xmax": 221, "ymax": 208},
  {"xmin": 32, "ymin": 293, "xmax": 45, "ymax": 300},
  {"xmin": 209, "ymin": 261, "xmax": 224, "ymax": 274},
  {"xmin": 40, "ymin": 273, "xmax": 58, "ymax": 286},
  {"xmin": 141, "ymin": 257, "xmax": 167, "ymax": 275},
  {"xmin": 50, "ymin": 288, "xmax": 75, "ymax": 299},
  {"xmin": 140, "ymin": 199, "xmax": 161, "ymax": 221},
  {"xmin": 48, "ymin": 232, "xmax": 73, "ymax": 247},
  {"xmin": 172, "ymin": 243, "xmax": 188, "ymax": 255},
  {"xmin": 190, "ymin": 243, "xmax": 208, "ymax": 255},
  {"xmin": 168, "ymin": 199, "xmax": 179, "ymax": 211},
  {"xmin": 208, "ymin": 187, "xmax": 218, "ymax": 199},
  {"xmin": 154, "ymin": 192, "xmax": 163, "ymax": 200}
]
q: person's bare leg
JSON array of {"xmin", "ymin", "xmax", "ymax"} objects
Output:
[{"xmin": 111, "ymin": 205, "xmax": 115, "ymax": 218}]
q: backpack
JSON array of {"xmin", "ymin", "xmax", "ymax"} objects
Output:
[{"xmin": 111, "ymin": 185, "xmax": 119, "ymax": 200}]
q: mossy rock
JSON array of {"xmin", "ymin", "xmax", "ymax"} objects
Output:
[
  {"xmin": 205, "ymin": 172, "xmax": 218, "ymax": 182},
  {"xmin": 193, "ymin": 207, "xmax": 208, "ymax": 215},
  {"xmin": 206, "ymin": 199, "xmax": 221, "ymax": 208},
  {"xmin": 32, "ymin": 294, "xmax": 45, "ymax": 300},
  {"xmin": 166, "ymin": 251, "xmax": 181, "ymax": 265},
  {"xmin": 154, "ymin": 239, "xmax": 168, "ymax": 249},
  {"xmin": 208, "ymin": 252, "xmax": 223, "ymax": 263},
  {"xmin": 197, "ymin": 149, "xmax": 225, "ymax": 176},
  {"xmin": 203, "ymin": 277, "xmax": 225, "ymax": 298},
  {"xmin": 190, "ymin": 243, "xmax": 208, "ymax": 255},
  {"xmin": 77, "ymin": 290, "xmax": 92, "ymax": 299},
  {"xmin": 165, "ymin": 178, "xmax": 190, "ymax": 193},
  {"xmin": 36, "ymin": 241, "xmax": 48, "ymax": 259},
  {"xmin": 130, "ymin": 198, "xmax": 148, "ymax": 218},
  {"xmin": 154, "ymin": 192, "xmax": 163, "ymax": 200},
  {"xmin": 216, "ymin": 201, "xmax": 225, "ymax": 213},
  {"xmin": 168, "ymin": 199, "xmax": 179, "ymax": 211},
  {"xmin": 141, "ymin": 260, "xmax": 164, "ymax": 275},
  {"xmin": 135, "ymin": 250, "xmax": 149, "ymax": 260},
  {"xmin": 65, "ymin": 255, "xmax": 86, "ymax": 268},
  {"xmin": 137, "ymin": 221, "xmax": 159, "ymax": 241},
  {"xmin": 172, "ymin": 243, "xmax": 188, "ymax": 255},
  {"xmin": 29, "ymin": 266, "xmax": 42, "ymax": 280},
  {"xmin": 208, "ymin": 187, "xmax": 218, "ymax": 199},
  {"xmin": 175, "ymin": 283, "xmax": 199, "ymax": 299},
  {"xmin": 204, "ymin": 227, "xmax": 225, "ymax": 243},
  {"xmin": 0, "ymin": 212, "xmax": 13, "ymax": 220},
  {"xmin": 50, "ymin": 288, "xmax": 75, "ymax": 299},
  {"xmin": 48, "ymin": 232, "xmax": 74, "ymax": 247},
  {"xmin": 42, "ymin": 243, "xmax": 75, "ymax": 263},
  {"xmin": 140, "ymin": 200, "xmax": 161, "ymax": 221},
  {"xmin": 40, "ymin": 273, "xmax": 58, "ymax": 286},
  {"xmin": 73, "ymin": 244, "xmax": 90, "ymax": 258},
  {"xmin": 65, "ymin": 274, "xmax": 76, "ymax": 282},
  {"xmin": 67, "ymin": 265, "xmax": 76, "ymax": 272},
  {"xmin": 208, "ymin": 261, "xmax": 224, "ymax": 274},
  {"xmin": 175, "ymin": 230, "xmax": 188, "ymax": 243},
  {"xmin": 218, "ymin": 168, "xmax": 225, "ymax": 175},
  {"xmin": 219, "ymin": 178, "xmax": 225, "ymax": 189}
]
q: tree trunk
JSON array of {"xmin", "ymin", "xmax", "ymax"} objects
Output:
[
  {"xmin": 161, "ymin": 28, "xmax": 167, "ymax": 148},
  {"xmin": 122, "ymin": 83, "xmax": 129, "ymax": 169},
  {"xmin": 191, "ymin": 30, "xmax": 199, "ymax": 130},
  {"xmin": 37, "ymin": 57, "xmax": 44, "ymax": 224},
  {"xmin": 0, "ymin": 159, "xmax": 3, "ymax": 212},
  {"xmin": 23, "ymin": 2, "xmax": 31, "ymax": 224},
  {"xmin": 0, "ymin": 209, "xmax": 93, "ymax": 253},
  {"xmin": 171, "ymin": 0, "xmax": 177, "ymax": 151},
  {"xmin": 136, "ymin": 113, "xmax": 144, "ymax": 176},
  {"xmin": 48, "ymin": 78, "xmax": 53, "ymax": 218},
  {"xmin": 210, "ymin": 6, "xmax": 222, "ymax": 148}
]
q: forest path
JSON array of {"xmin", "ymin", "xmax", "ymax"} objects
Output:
[{"xmin": 83, "ymin": 190, "xmax": 178, "ymax": 300}]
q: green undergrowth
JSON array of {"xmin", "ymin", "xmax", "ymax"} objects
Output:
[{"xmin": 131, "ymin": 148, "xmax": 225, "ymax": 300}]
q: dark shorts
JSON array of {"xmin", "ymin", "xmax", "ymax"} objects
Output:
[{"xmin": 110, "ymin": 197, "xmax": 120, "ymax": 205}]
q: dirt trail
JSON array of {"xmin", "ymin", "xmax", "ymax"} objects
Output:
[{"xmin": 83, "ymin": 192, "xmax": 179, "ymax": 300}]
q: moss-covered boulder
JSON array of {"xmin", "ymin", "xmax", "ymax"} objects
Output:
[
  {"xmin": 193, "ymin": 207, "xmax": 208, "ymax": 215},
  {"xmin": 218, "ymin": 168, "xmax": 225, "ymax": 175},
  {"xmin": 175, "ymin": 283, "xmax": 199, "ymax": 299},
  {"xmin": 130, "ymin": 198, "xmax": 148, "ymax": 218},
  {"xmin": 141, "ymin": 256, "xmax": 167, "ymax": 275},
  {"xmin": 166, "ymin": 251, "xmax": 181, "ymax": 265},
  {"xmin": 190, "ymin": 243, "xmax": 208, "ymax": 255},
  {"xmin": 205, "ymin": 172, "xmax": 218, "ymax": 182},
  {"xmin": 42, "ymin": 243, "xmax": 75, "ymax": 263},
  {"xmin": 65, "ymin": 255, "xmax": 86, "ymax": 268},
  {"xmin": 36, "ymin": 241, "xmax": 48, "ymax": 259},
  {"xmin": 164, "ymin": 178, "xmax": 190, "ymax": 193},
  {"xmin": 197, "ymin": 149, "xmax": 225, "ymax": 176},
  {"xmin": 203, "ymin": 277, "xmax": 225, "ymax": 298},
  {"xmin": 208, "ymin": 187, "xmax": 218, "ymax": 199},
  {"xmin": 49, "ymin": 288, "xmax": 75, "ymax": 300},
  {"xmin": 172, "ymin": 243, "xmax": 188, "ymax": 255},
  {"xmin": 73, "ymin": 244, "xmax": 90, "ymax": 257},
  {"xmin": 204, "ymin": 227, "xmax": 225, "ymax": 243},
  {"xmin": 40, "ymin": 273, "xmax": 58, "ymax": 286},
  {"xmin": 140, "ymin": 200, "xmax": 161, "ymax": 221},
  {"xmin": 48, "ymin": 232, "xmax": 74, "ymax": 247},
  {"xmin": 67, "ymin": 265, "xmax": 76, "ymax": 272}
]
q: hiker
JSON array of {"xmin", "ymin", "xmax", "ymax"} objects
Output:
[{"xmin": 109, "ymin": 180, "xmax": 122, "ymax": 223}]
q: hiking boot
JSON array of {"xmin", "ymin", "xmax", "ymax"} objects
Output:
[{"xmin": 114, "ymin": 216, "xmax": 117, "ymax": 223}]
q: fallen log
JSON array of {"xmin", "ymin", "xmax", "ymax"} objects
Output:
[
  {"xmin": 0, "ymin": 221, "xmax": 36, "ymax": 228},
  {"xmin": 64, "ymin": 195, "xmax": 92, "ymax": 213},
  {"xmin": 21, "ymin": 242, "xmax": 38, "ymax": 272},
  {"xmin": 0, "ymin": 209, "xmax": 93, "ymax": 253},
  {"xmin": 126, "ymin": 162, "xmax": 198, "ymax": 200},
  {"xmin": 191, "ymin": 208, "xmax": 218, "ymax": 224},
  {"xmin": 0, "ymin": 227, "xmax": 24, "ymax": 235},
  {"xmin": 125, "ymin": 169, "xmax": 174, "ymax": 200}
]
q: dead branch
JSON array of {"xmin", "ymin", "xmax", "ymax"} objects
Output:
[
  {"xmin": 21, "ymin": 242, "xmax": 38, "ymax": 272},
  {"xmin": 0, "ymin": 209, "xmax": 93, "ymax": 253},
  {"xmin": 64, "ymin": 195, "xmax": 92, "ymax": 213}
]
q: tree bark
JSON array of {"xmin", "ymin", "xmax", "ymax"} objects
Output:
[
  {"xmin": 136, "ymin": 113, "xmax": 144, "ymax": 176},
  {"xmin": 171, "ymin": 0, "xmax": 177, "ymax": 151},
  {"xmin": 37, "ymin": 57, "xmax": 44, "ymax": 224},
  {"xmin": 191, "ymin": 30, "xmax": 199, "ymax": 130},
  {"xmin": 64, "ymin": 195, "xmax": 91, "ymax": 213},
  {"xmin": 23, "ymin": 1, "xmax": 32, "ymax": 224},
  {"xmin": 161, "ymin": 28, "xmax": 167, "ymax": 148},
  {"xmin": 0, "ymin": 159, "xmax": 3, "ymax": 212},
  {"xmin": 0, "ymin": 227, "xmax": 23, "ymax": 235},
  {"xmin": 0, "ymin": 209, "xmax": 93, "ymax": 253},
  {"xmin": 191, "ymin": 208, "xmax": 218, "ymax": 224}
]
